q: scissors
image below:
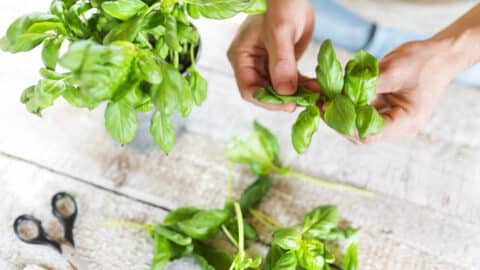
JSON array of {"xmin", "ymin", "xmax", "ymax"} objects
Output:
[{"xmin": 13, "ymin": 192, "xmax": 88, "ymax": 270}]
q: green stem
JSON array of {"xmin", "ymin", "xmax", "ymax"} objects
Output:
[
  {"xmin": 222, "ymin": 225, "xmax": 239, "ymax": 248},
  {"xmin": 227, "ymin": 161, "xmax": 234, "ymax": 201},
  {"xmin": 174, "ymin": 51, "xmax": 179, "ymax": 69},
  {"xmin": 189, "ymin": 44, "xmax": 197, "ymax": 70},
  {"xmin": 234, "ymin": 202, "xmax": 245, "ymax": 253},
  {"xmin": 103, "ymin": 221, "xmax": 145, "ymax": 230},
  {"xmin": 249, "ymin": 209, "xmax": 283, "ymax": 232},
  {"xmin": 143, "ymin": 2, "xmax": 162, "ymax": 17},
  {"xmin": 283, "ymin": 168, "xmax": 374, "ymax": 197}
]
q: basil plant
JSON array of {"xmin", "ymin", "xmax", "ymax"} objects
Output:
[{"xmin": 1, "ymin": 0, "xmax": 267, "ymax": 153}]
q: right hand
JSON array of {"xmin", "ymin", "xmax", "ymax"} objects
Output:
[{"xmin": 227, "ymin": 0, "xmax": 316, "ymax": 112}]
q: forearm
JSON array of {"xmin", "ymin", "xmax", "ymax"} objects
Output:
[{"xmin": 430, "ymin": 4, "xmax": 480, "ymax": 76}]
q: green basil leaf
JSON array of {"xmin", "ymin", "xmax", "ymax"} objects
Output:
[
  {"xmin": 296, "ymin": 239, "xmax": 325, "ymax": 270},
  {"xmin": 231, "ymin": 253, "xmax": 262, "ymax": 270},
  {"xmin": 60, "ymin": 41, "xmax": 136, "ymax": 101},
  {"xmin": 164, "ymin": 207, "xmax": 201, "ymax": 226},
  {"xmin": 316, "ymin": 39, "xmax": 343, "ymax": 99},
  {"xmin": 254, "ymin": 87, "xmax": 319, "ymax": 107},
  {"xmin": 39, "ymin": 67, "xmax": 66, "ymax": 80},
  {"xmin": 253, "ymin": 121, "xmax": 280, "ymax": 162},
  {"xmin": 153, "ymin": 224, "xmax": 192, "ymax": 246},
  {"xmin": 193, "ymin": 255, "xmax": 215, "ymax": 270},
  {"xmin": 137, "ymin": 50, "xmax": 163, "ymax": 84},
  {"xmin": 243, "ymin": 0, "xmax": 268, "ymax": 14},
  {"xmin": 178, "ymin": 75, "xmax": 194, "ymax": 118},
  {"xmin": 150, "ymin": 110, "xmax": 176, "ymax": 153},
  {"xmin": 343, "ymin": 242, "xmax": 358, "ymax": 270},
  {"xmin": 62, "ymin": 86, "xmax": 99, "ymax": 110},
  {"xmin": 105, "ymin": 100, "xmax": 138, "ymax": 144},
  {"xmin": 4, "ymin": 13, "xmax": 60, "ymax": 41},
  {"xmin": 101, "ymin": 0, "xmax": 147, "ymax": 21},
  {"xmin": 302, "ymin": 205, "xmax": 339, "ymax": 236},
  {"xmin": 239, "ymin": 177, "xmax": 272, "ymax": 215},
  {"xmin": 324, "ymin": 95, "xmax": 357, "ymax": 136},
  {"xmin": 150, "ymin": 63, "xmax": 185, "ymax": 115},
  {"xmin": 42, "ymin": 36, "xmax": 64, "ymax": 70},
  {"xmin": 193, "ymin": 242, "xmax": 234, "ymax": 270},
  {"xmin": 151, "ymin": 234, "xmax": 172, "ymax": 270},
  {"xmin": 104, "ymin": 16, "xmax": 144, "ymax": 44},
  {"xmin": 64, "ymin": 1, "xmax": 92, "ymax": 38},
  {"xmin": 187, "ymin": 4, "xmax": 201, "ymax": 19},
  {"xmin": 187, "ymin": 68, "xmax": 208, "ymax": 106},
  {"xmin": 50, "ymin": 0, "xmax": 66, "ymax": 18},
  {"xmin": 344, "ymin": 50, "xmax": 379, "ymax": 105},
  {"xmin": 356, "ymin": 105, "xmax": 384, "ymax": 139},
  {"xmin": 21, "ymin": 79, "xmax": 65, "ymax": 116},
  {"xmin": 2, "ymin": 33, "xmax": 52, "ymax": 53},
  {"xmin": 225, "ymin": 130, "xmax": 275, "ymax": 176},
  {"xmin": 292, "ymin": 105, "xmax": 321, "ymax": 154},
  {"xmin": 176, "ymin": 209, "xmax": 230, "ymax": 240},
  {"xmin": 264, "ymin": 245, "xmax": 284, "ymax": 270},
  {"xmin": 224, "ymin": 218, "xmax": 258, "ymax": 244},
  {"xmin": 271, "ymin": 251, "xmax": 297, "ymax": 270},
  {"xmin": 272, "ymin": 228, "xmax": 302, "ymax": 251},
  {"xmin": 164, "ymin": 15, "xmax": 181, "ymax": 52},
  {"xmin": 189, "ymin": 0, "xmax": 252, "ymax": 19}
]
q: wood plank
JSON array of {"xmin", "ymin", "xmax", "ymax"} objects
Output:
[{"xmin": 0, "ymin": 154, "xmax": 470, "ymax": 270}]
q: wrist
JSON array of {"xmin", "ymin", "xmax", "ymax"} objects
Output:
[{"xmin": 429, "ymin": 25, "xmax": 480, "ymax": 77}]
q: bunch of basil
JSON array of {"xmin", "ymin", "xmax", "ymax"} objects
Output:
[
  {"xmin": 0, "ymin": 0, "xmax": 267, "ymax": 153},
  {"xmin": 254, "ymin": 40, "xmax": 385, "ymax": 154}
]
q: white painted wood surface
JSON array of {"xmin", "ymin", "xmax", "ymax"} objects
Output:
[{"xmin": 1, "ymin": 1, "xmax": 480, "ymax": 270}]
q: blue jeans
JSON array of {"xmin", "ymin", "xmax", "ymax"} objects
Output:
[{"xmin": 311, "ymin": 0, "xmax": 480, "ymax": 87}]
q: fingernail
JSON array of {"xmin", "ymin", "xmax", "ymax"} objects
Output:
[{"xmin": 276, "ymin": 81, "xmax": 294, "ymax": 95}]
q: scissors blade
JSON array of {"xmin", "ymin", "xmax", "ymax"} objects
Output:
[{"xmin": 60, "ymin": 244, "xmax": 89, "ymax": 270}]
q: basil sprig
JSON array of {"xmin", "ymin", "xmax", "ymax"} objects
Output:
[
  {"xmin": 1, "ymin": 0, "xmax": 268, "ymax": 153},
  {"xmin": 254, "ymin": 39, "xmax": 385, "ymax": 154}
]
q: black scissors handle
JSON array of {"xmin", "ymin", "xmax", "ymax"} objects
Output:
[
  {"xmin": 13, "ymin": 215, "xmax": 61, "ymax": 253},
  {"xmin": 51, "ymin": 192, "xmax": 78, "ymax": 247}
]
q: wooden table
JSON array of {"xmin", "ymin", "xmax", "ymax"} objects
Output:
[{"xmin": 1, "ymin": 1, "xmax": 479, "ymax": 269}]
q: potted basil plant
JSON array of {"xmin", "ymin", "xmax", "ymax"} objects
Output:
[{"xmin": 0, "ymin": 0, "xmax": 267, "ymax": 153}]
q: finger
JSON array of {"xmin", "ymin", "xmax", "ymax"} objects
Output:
[
  {"xmin": 376, "ymin": 59, "xmax": 405, "ymax": 94},
  {"xmin": 232, "ymin": 50, "xmax": 296, "ymax": 112},
  {"xmin": 265, "ymin": 24, "xmax": 298, "ymax": 95}
]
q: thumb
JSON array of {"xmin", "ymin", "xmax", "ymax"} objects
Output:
[{"xmin": 266, "ymin": 26, "xmax": 298, "ymax": 95}]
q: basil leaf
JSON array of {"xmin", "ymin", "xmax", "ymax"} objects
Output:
[
  {"xmin": 344, "ymin": 50, "xmax": 379, "ymax": 105},
  {"xmin": 224, "ymin": 218, "xmax": 258, "ymax": 244},
  {"xmin": 356, "ymin": 105, "xmax": 384, "ymax": 139},
  {"xmin": 21, "ymin": 79, "xmax": 65, "ymax": 116},
  {"xmin": 187, "ymin": 68, "xmax": 208, "ymax": 106},
  {"xmin": 302, "ymin": 205, "xmax": 339, "ymax": 236},
  {"xmin": 343, "ymin": 242, "xmax": 358, "ymax": 270},
  {"xmin": 151, "ymin": 234, "xmax": 172, "ymax": 270},
  {"xmin": 60, "ymin": 41, "xmax": 136, "ymax": 101},
  {"xmin": 296, "ymin": 239, "xmax": 326, "ymax": 270},
  {"xmin": 62, "ymin": 86, "xmax": 99, "ymax": 109},
  {"xmin": 105, "ymin": 100, "xmax": 138, "ymax": 144},
  {"xmin": 101, "ymin": 0, "xmax": 147, "ymax": 21},
  {"xmin": 64, "ymin": 1, "xmax": 92, "ymax": 38},
  {"xmin": 103, "ymin": 16, "xmax": 144, "ymax": 44},
  {"xmin": 272, "ymin": 228, "xmax": 302, "ymax": 251},
  {"xmin": 150, "ymin": 63, "xmax": 183, "ymax": 115},
  {"xmin": 319, "ymin": 228, "xmax": 360, "ymax": 242},
  {"xmin": 176, "ymin": 209, "xmax": 230, "ymax": 240},
  {"xmin": 193, "ymin": 254, "xmax": 215, "ymax": 270},
  {"xmin": 1, "ymin": 13, "xmax": 62, "ymax": 53},
  {"xmin": 271, "ymin": 251, "xmax": 297, "ymax": 270},
  {"xmin": 50, "ymin": 0, "xmax": 66, "ymax": 18},
  {"xmin": 316, "ymin": 39, "xmax": 343, "ymax": 99},
  {"xmin": 291, "ymin": 106, "xmax": 320, "ymax": 154},
  {"xmin": 189, "ymin": 0, "xmax": 252, "ymax": 19},
  {"xmin": 39, "ymin": 67, "xmax": 66, "ymax": 80},
  {"xmin": 239, "ymin": 177, "xmax": 272, "ymax": 215},
  {"xmin": 226, "ymin": 130, "xmax": 275, "ymax": 176},
  {"xmin": 253, "ymin": 121, "xmax": 280, "ymax": 162},
  {"xmin": 42, "ymin": 35, "xmax": 64, "ymax": 70},
  {"xmin": 137, "ymin": 50, "xmax": 163, "ymax": 84},
  {"xmin": 164, "ymin": 15, "xmax": 181, "ymax": 52},
  {"xmin": 264, "ymin": 245, "xmax": 284, "ymax": 270},
  {"xmin": 194, "ymin": 242, "xmax": 234, "ymax": 270},
  {"xmin": 243, "ymin": 0, "xmax": 268, "ymax": 14},
  {"xmin": 324, "ymin": 95, "xmax": 357, "ymax": 136},
  {"xmin": 254, "ymin": 87, "xmax": 320, "ymax": 107},
  {"xmin": 150, "ymin": 110, "xmax": 176, "ymax": 153},
  {"xmin": 187, "ymin": 4, "xmax": 201, "ymax": 19},
  {"xmin": 164, "ymin": 207, "xmax": 201, "ymax": 226},
  {"xmin": 153, "ymin": 224, "xmax": 192, "ymax": 246},
  {"xmin": 178, "ymin": 75, "xmax": 194, "ymax": 118}
]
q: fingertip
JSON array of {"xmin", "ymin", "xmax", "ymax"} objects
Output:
[{"xmin": 275, "ymin": 81, "xmax": 296, "ymax": 95}]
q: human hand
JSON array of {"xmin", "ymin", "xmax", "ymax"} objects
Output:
[
  {"xmin": 227, "ymin": 0, "xmax": 315, "ymax": 112},
  {"xmin": 354, "ymin": 40, "xmax": 460, "ymax": 143}
]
